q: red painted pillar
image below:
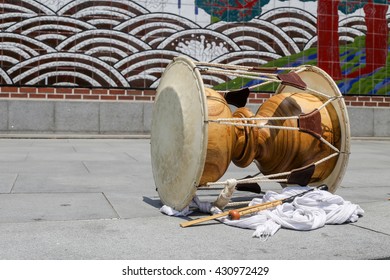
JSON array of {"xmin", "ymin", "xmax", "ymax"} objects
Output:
[
  {"xmin": 317, "ymin": 0, "xmax": 342, "ymax": 79},
  {"xmin": 364, "ymin": 1, "xmax": 389, "ymax": 71}
]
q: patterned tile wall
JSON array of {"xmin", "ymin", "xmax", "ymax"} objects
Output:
[{"xmin": 0, "ymin": 0, "xmax": 389, "ymax": 96}]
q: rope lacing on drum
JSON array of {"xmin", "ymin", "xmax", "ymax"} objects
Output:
[
  {"xmin": 195, "ymin": 63, "xmax": 343, "ymax": 101},
  {"xmin": 207, "ymin": 152, "xmax": 339, "ymax": 189},
  {"xmin": 208, "ymin": 89, "xmax": 342, "ymax": 155},
  {"xmin": 207, "ymin": 172, "xmax": 289, "ymax": 187},
  {"xmin": 193, "ymin": 61, "xmax": 347, "ymax": 207},
  {"xmin": 208, "ymin": 116, "xmax": 301, "ymax": 131},
  {"xmin": 195, "ymin": 61, "xmax": 299, "ymax": 72}
]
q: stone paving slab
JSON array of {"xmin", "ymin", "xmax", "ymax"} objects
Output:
[
  {"xmin": 0, "ymin": 152, "xmax": 28, "ymax": 162},
  {"xmin": 0, "ymin": 173, "xmax": 17, "ymax": 193},
  {"xmin": 104, "ymin": 192, "xmax": 161, "ymax": 219},
  {"xmin": 0, "ymin": 215, "xmax": 389, "ymax": 260},
  {"xmin": 0, "ymin": 161, "xmax": 88, "ymax": 175},
  {"xmin": 25, "ymin": 151, "xmax": 132, "ymax": 162},
  {"xmin": 337, "ymin": 186, "xmax": 389, "ymax": 203},
  {"xmin": 12, "ymin": 174, "xmax": 143, "ymax": 193},
  {"xmin": 0, "ymin": 193, "xmax": 119, "ymax": 223},
  {"xmin": 351, "ymin": 201, "xmax": 390, "ymax": 235},
  {"xmin": 0, "ymin": 138, "xmax": 389, "ymax": 260}
]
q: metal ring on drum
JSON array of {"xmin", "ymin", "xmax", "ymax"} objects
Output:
[{"xmin": 151, "ymin": 56, "xmax": 350, "ymax": 211}]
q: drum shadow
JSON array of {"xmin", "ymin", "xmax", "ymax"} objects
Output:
[
  {"xmin": 143, "ymin": 195, "xmax": 222, "ymax": 226},
  {"xmin": 142, "ymin": 196, "xmax": 162, "ymax": 209},
  {"xmin": 181, "ymin": 220, "xmax": 222, "ymax": 227}
]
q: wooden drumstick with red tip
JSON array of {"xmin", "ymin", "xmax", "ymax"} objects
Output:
[
  {"xmin": 180, "ymin": 199, "xmax": 278, "ymax": 228},
  {"xmin": 229, "ymin": 185, "xmax": 328, "ymax": 220},
  {"xmin": 180, "ymin": 185, "xmax": 327, "ymax": 227},
  {"xmin": 228, "ymin": 200, "xmax": 282, "ymax": 220}
]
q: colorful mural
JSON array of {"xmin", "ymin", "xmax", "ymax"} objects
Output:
[{"xmin": 0, "ymin": 0, "xmax": 389, "ymax": 95}]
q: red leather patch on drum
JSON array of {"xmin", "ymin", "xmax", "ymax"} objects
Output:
[
  {"xmin": 298, "ymin": 109, "xmax": 322, "ymax": 138},
  {"xmin": 277, "ymin": 72, "xmax": 307, "ymax": 90}
]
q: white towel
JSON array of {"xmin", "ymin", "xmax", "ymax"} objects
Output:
[
  {"xmin": 160, "ymin": 186, "xmax": 364, "ymax": 240},
  {"xmin": 221, "ymin": 186, "xmax": 364, "ymax": 239}
]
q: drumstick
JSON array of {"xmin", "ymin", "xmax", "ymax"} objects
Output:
[
  {"xmin": 229, "ymin": 184, "xmax": 328, "ymax": 219},
  {"xmin": 228, "ymin": 200, "xmax": 282, "ymax": 220},
  {"xmin": 180, "ymin": 200, "xmax": 278, "ymax": 228},
  {"xmin": 180, "ymin": 185, "xmax": 327, "ymax": 228}
]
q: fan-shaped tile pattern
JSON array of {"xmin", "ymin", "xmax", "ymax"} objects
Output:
[
  {"xmin": 7, "ymin": 53, "xmax": 129, "ymax": 87},
  {"xmin": 0, "ymin": 1, "xmax": 378, "ymax": 88}
]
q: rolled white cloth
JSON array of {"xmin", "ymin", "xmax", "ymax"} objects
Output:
[
  {"xmin": 292, "ymin": 190, "xmax": 364, "ymax": 224},
  {"xmin": 221, "ymin": 186, "xmax": 364, "ymax": 239},
  {"xmin": 160, "ymin": 195, "xmax": 216, "ymax": 216},
  {"xmin": 160, "ymin": 204, "xmax": 192, "ymax": 216},
  {"xmin": 160, "ymin": 186, "xmax": 364, "ymax": 240}
]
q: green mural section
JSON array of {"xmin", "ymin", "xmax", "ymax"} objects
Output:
[{"xmin": 214, "ymin": 34, "xmax": 390, "ymax": 95}]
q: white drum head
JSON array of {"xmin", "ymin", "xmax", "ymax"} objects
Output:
[
  {"xmin": 151, "ymin": 56, "xmax": 208, "ymax": 210},
  {"xmin": 276, "ymin": 65, "xmax": 350, "ymax": 193}
]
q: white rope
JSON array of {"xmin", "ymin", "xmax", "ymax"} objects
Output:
[
  {"xmin": 247, "ymin": 80, "xmax": 275, "ymax": 90},
  {"xmin": 197, "ymin": 64, "xmax": 338, "ymax": 103},
  {"xmin": 207, "ymin": 171, "xmax": 291, "ymax": 187},
  {"xmin": 294, "ymin": 67, "xmax": 307, "ymax": 74},
  {"xmin": 195, "ymin": 61, "xmax": 301, "ymax": 72},
  {"xmin": 213, "ymin": 178, "xmax": 238, "ymax": 209},
  {"xmin": 318, "ymin": 137, "xmax": 340, "ymax": 153},
  {"xmin": 195, "ymin": 61, "xmax": 256, "ymax": 71},
  {"xmin": 209, "ymin": 119, "xmax": 300, "ymax": 131},
  {"xmin": 306, "ymin": 86, "xmax": 333, "ymax": 99},
  {"xmin": 317, "ymin": 96, "xmax": 339, "ymax": 111},
  {"xmin": 201, "ymin": 68, "xmax": 281, "ymax": 83},
  {"xmin": 314, "ymin": 152, "xmax": 339, "ymax": 166},
  {"xmin": 210, "ymin": 115, "xmax": 299, "ymax": 122},
  {"xmin": 210, "ymin": 117, "xmax": 340, "ymax": 153},
  {"xmin": 226, "ymin": 201, "xmax": 252, "ymax": 207},
  {"xmin": 206, "ymin": 150, "xmax": 340, "ymax": 188},
  {"xmin": 205, "ymin": 68, "xmax": 279, "ymax": 78}
]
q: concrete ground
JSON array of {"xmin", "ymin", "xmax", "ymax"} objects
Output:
[{"xmin": 0, "ymin": 137, "xmax": 389, "ymax": 260}]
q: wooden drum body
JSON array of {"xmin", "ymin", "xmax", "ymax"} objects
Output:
[{"xmin": 151, "ymin": 56, "xmax": 350, "ymax": 211}]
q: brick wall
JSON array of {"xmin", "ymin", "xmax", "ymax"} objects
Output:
[
  {"xmin": 0, "ymin": 87, "xmax": 155, "ymax": 102},
  {"xmin": 1, "ymin": 87, "xmax": 390, "ymax": 107},
  {"xmin": 343, "ymin": 96, "xmax": 390, "ymax": 107}
]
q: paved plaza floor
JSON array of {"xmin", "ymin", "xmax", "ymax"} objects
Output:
[{"xmin": 0, "ymin": 137, "xmax": 389, "ymax": 260}]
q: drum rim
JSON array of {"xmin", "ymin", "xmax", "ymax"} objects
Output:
[
  {"xmin": 275, "ymin": 65, "xmax": 350, "ymax": 193},
  {"xmin": 151, "ymin": 56, "xmax": 209, "ymax": 210}
]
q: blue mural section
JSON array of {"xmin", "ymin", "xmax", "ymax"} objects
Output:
[{"xmin": 241, "ymin": 35, "xmax": 390, "ymax": 96}]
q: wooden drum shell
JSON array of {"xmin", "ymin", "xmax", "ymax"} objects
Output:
[{"xmin": 151, "ymin": 57, "xmax": 350, "ymax": 211}]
